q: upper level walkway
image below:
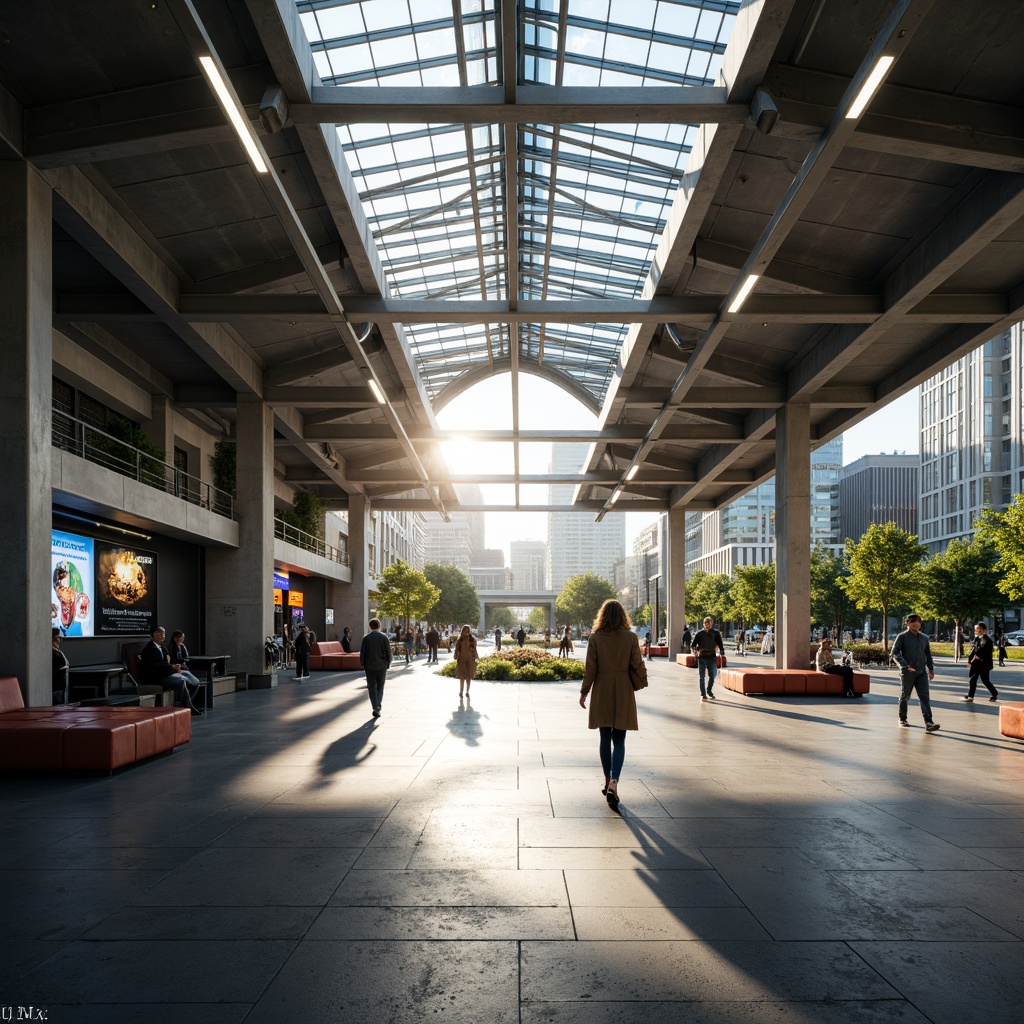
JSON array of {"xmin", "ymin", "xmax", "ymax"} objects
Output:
[{"xmin": 2, "ymin": 652, "xmax": 1022, "ymax": 1021}]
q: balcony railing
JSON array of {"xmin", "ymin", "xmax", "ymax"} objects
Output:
[
  {"xmin": 52, "ymin": 410, "xmax": 235, "ymax": 519},
  {"xmin": 274, "ymin": 516, "xmax": 349, "ymax": 565}
]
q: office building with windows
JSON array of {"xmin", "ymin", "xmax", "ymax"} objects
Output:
[
  {"xmin": 547, "ymin": 443, "xmax": 625, "ymax": 592},
  {"xmin": 686, "ymin": 438, "xmax": 843, "ymax": 575},
  {"xmin": 838, "ymin": 454, "xmax": 920, "ymax": 543},
  {"xmin": 920, "ymin": 326, "xmax": 1024, "ymax": 555}
]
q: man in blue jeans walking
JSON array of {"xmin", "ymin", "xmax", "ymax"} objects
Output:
[
  {"xmin": 890, "ymin": 613, "xmax": 940, "ymax": 732},
  {"xmin": 691, "ymin": 616, "xmax": 725, "ymax": 701}
]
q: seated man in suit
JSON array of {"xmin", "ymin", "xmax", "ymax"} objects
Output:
[{"xmin": 140, "ymin": 625, "xmax": 204, "ymax": 715}]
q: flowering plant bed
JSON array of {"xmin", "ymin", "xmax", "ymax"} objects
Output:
[{"xmin": 436, "ymin": 648, "xmax": 585, "ymax": 681}]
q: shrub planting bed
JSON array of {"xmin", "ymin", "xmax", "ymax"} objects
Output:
[{"xmin": 436, "ymin": 647, "xmax": 585, "ymax": 681}]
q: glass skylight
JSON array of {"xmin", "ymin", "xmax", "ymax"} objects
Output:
[{"xmin": 295, "ymin": 0, "xmax": 740, "ymax": 405}]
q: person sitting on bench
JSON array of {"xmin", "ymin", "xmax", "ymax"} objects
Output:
[
  {"xmin": 140, "ymin": 625, "xmax": 204, "ymax": 715},
  {"xmin": 816, "ymin": 637, "xmax": 859, "ymax": 698}
]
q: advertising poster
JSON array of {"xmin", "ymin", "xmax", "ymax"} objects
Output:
[
  {"xmin": 51, "ymin": 530, "xmax": 95, "ymax": 637},
  {"xmin": 95, "ymin": 544, "xmax": 158, "ymax": 635}
]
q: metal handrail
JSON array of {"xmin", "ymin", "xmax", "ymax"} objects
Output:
[
  {"xmin": 51, "ymin": 410, "xmax": 235, "ymax": 519},
  {"xmin": 274, "ymin": 515, "xmax": 349, "ymax": 565}
]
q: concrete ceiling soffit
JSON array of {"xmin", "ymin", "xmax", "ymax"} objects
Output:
[
  {"xmin": 273, "ymin": 403, "xmax": 358, "ymax": 494},
  {"xmin": 22, "ymin": 64, "xmax": 272, "ymax": 168},
  {"xmin": 788, "ymin": 167, "xmax": 1024, "ymax": 396},
  {"xmin": 43, "ymin": 164, "xmax": 263, "ymax": 395},
  {"xmin": 766, "ymin": 62, "xmax": 1024, "ymax": 174}
]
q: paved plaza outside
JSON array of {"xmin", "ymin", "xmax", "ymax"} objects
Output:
[{"xmin": 2, "ymin": 646, "xmax": 1023, "ymax": 1023}]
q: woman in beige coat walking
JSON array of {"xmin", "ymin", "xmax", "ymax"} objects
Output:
[
  {"xmin": 579, "ymin": 599, "xmax": 645, "ymax": 809},
  {"xmin": 454, "ymin": 624, "xmax": 478, "ymax": 698}
]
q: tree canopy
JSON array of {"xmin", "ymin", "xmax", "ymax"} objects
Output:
[
  {"xmin": 919, "ymin": 538, "xmax": 1002, "ymax": 635},
  {"xmin": 487, "ymin": 605, "xmax": 516, "ymax": 629},
  {"xmin": 842, "ymin": 522, "xmax": 926, "ymax": 637},
  {"xmin": 527, "ymin": 606, "xmax": 548, "ymax": 631},
  {"xmin": 555, "ymin": 573, "xmax": 618, "ymax": 627},
  {"xmin": 372, "ymin": 560, "xmax": 440, "ymax": 628},
  {"xmin": 810, "ymin": 545, "xmax": 852, "ymax": 637},
  {"xmin": 731, "ymin": 564, "xmax": 775, "ymax": 626},
  {"xmin": 685, "ymin": 571, "xmax": 734, "ymax": 625},
  {"xmin": 976, "ymin": 493, "xmax": 1024, "ymax": 602},
  {"xmin": 424, "ymin": 562, "xmax": 480, "ymax": 626}
]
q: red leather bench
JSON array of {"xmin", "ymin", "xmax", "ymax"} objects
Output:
[
  {"xmin": 718, "ymin": 667, "xmax": 869, "ymax": 695},
  {"xmin": 647, "ymin": 646, "xmax": 669, "ymax": 657},
  {"xmin": 309, "ymin": 642, "xmax": 361, "ymax": 671},
  {"xmin": 0, "ymin": 676, "xmax": 190, "ymax": 773},
  {"xmin": 678, "ymin": 654, "xmax": 728, "ymax": 668},
  {"xmin": 999, "ymin": 703, "xmax": 1024, "ymax": 740}
]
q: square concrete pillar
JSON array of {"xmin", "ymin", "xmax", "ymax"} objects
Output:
[
  {"xmin": 0, "ymin": 164, "xmax": 53, "ymax": 705},
  {"xmin": 332, "ymin": 494, "xmax": 371, "ymax": 640},
  {"xmin": 205, "ymin": 398, "xmax": 276, "ymax": 677},
  {"xmin": 666, "ymin": 509, "xmax": 687, "ymax": 658},
  {"xmin": 775, "ymin": 402, "xmax": 811, "ymax": 669}
]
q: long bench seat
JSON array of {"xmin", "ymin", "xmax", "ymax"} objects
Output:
[
  {"xmin": 999, "ymin": 703, "xmax": 1024, "ymax": 740},
  {"xmin": 717, "ymin": 667, "xmax": 870, "ymax": 695},
  {"xmin": 0, "ymin": 676, "xmax": 190, "ymax": 773},
  {"xmin": 309, "ymin": 641, "xmax": 361, "ymax": 671},
  {"xmin": 677, "ymin": 654, "xmax": 728, "ymax": 668}
]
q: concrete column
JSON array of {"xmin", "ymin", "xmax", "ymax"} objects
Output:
[
  {"xmin": 0, "ymin": 164, "xmax": 52, "ymax": 705},
  {"xmin": 334, "ymin": 494, "xmax": 370, "ymax": 638},
  {"xmin": 666, "ymin": 509, "xmax": 687, "ymax": 659},
  {"xmin": 775, "ymin": 402, "xmax": 811, "ymax": 669},
  {"xmin": 205, "ymin": 398, "xmax": 275, "ymax": 678},
  {"xmin": 144, "ymin": 394, "xmax": 175, "ymax": 492}
]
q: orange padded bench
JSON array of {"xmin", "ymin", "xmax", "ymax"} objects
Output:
[
  {"xmin": 647, "ymin": 646, "xmax": 668, "ymax": 657},
  {"xmin": 0, "ymin": 676, "xmax": 190, "ymax": 773},
  {"xmin": 718, "ymin": 667, "xmax": 869, "ymax": 695},
  {"xmin": 309, "ymin": 641, "xmax": 361, "ymax": 671},
  {"xmin": 678, "ymin": 654, "xmax": 728, "ymax": 668},
  {"xmin": 999, "ymin": 703, "xmax": 1024, "ymax": 740}
]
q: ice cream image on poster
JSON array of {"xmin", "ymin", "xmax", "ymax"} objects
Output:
[
  {"xmin": 51, "ymin": 530, "xmax": 95, "ymax": 637},
  {"xmin": 96, "ymin": 545, "xmax": 157, "ymax": 635}
]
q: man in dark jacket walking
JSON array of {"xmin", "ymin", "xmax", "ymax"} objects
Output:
[
  {"xmin": 360, "ymin": 618, "xmax": 393, "ymax": 719},
  {"xmin": 965, "ymin": 621, "xmax": 998, "ymax": 702},
  {"xmin": 891, "ymin": 613, "xmax": 940, "ymax": 731},
  {"xmin": 691, "ymin": 617, "xmax": 725, "ymax": 701}
]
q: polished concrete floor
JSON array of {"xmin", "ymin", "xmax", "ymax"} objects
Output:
[{"xmin": 2, "ymin": 646, "xmax": 1023, "ymax": 1023}]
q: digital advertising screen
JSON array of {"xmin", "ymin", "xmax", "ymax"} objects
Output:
[
  {"xmin": 51, "ymin": 530, "xmax": 95, "ymax": 637},
  {"xmin": 95, "ymin": 544, "xmax": 158, "ymax": 635}
]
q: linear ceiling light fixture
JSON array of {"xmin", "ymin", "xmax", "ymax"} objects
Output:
[
  {"xmin": 608, "ymin": 488, "xmax": 622, "ymax": 505},
  {"xmin": 198, "ymin": 55, "xmax": 268, "ymax": 173},
  {"xmin": 625, "ymin": 466, "xmax": 639, "ymax": 481},
  {"xmin": 727, "ymin": 273, "xmax": 760, "ymax": 313},
  {"xmin": 367, "ymin": 379, "xmax": 387, "ymax": 404},
  {"xmin": 846, "ymin": 55, "xmax": 895, "ymax": 118}
]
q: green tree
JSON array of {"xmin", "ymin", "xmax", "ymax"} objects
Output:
[
  {"xmin": 527, "ymin": 606, "xmax": 548, "ymax": 631},
  {"xmin": 842, "ymin": 522, "xmax": 926, "ymax": 642},
  {"xmin": 424, "ymin": 562, "xmax": 480, "ymax": 626},
  {"xmin": 919, "ymin": 539, "xmax": 1002, "ymax": 660},
  {"xmin": 810, "ymin": 545, "xmax": 852, "ymax": 639},
  {"xmin": 976, "ymin": 493, "xmax": 1024, "ymax": 602},
  {"xmin": 487, "ymin": 605, "xmax": 516, "ymax": 629},
  {"xmin": 732, "ymin": 564, "xmax": 775, "ymax": 626},
  {"xmin": 373, "ymin": 560, "xmax": 440, "ymax": 630},
  {"xmin": 633, "ymin": 603, "xmax": 651, "ymax": 628},
  {"xmin": 555, "ymin": 573, "xmax": 618, "ymax": 627},
  {"xmin": 686, "ymin": 572, "xmax": 734, "ymax": 625}
]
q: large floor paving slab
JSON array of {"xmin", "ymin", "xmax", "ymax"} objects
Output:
[{"xmin": 1, "ymin": 648, "xmax": 1022, "ymax": 1021}]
